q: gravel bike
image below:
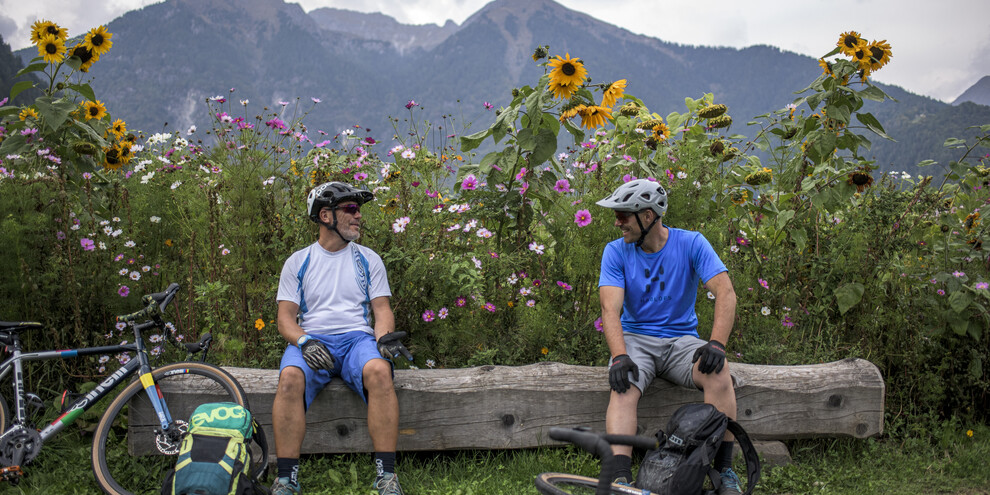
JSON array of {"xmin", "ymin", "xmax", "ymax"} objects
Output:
[
  {"xmin": 534, "ymin": 426, "xmax": 659, "ymax": 495},
  {"xmin": 0, "ymin": 282, "xmax": 250, "ymax": 495}
]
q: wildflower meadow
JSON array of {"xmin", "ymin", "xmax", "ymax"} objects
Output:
[{"xmin": 2, "ymin": 21, "xmax": 989, "ymax": 445}]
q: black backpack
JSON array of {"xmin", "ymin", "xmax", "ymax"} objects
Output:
[{"xmin": 635, "ymin": 403, "xmax": 760, "ymax": 495}]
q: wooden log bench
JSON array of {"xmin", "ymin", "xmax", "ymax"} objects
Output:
[{"xmin": 131, "ymin": 358, "xmax": 884, "ymax": 464}]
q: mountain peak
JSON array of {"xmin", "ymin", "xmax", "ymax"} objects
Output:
[
  {"xmin": 952, "ymin": 75, "xmax": 990, "ymax": 106},
  {"xmin": 308, "ymin": 7, "xmax": 460, "ymax": 53}
]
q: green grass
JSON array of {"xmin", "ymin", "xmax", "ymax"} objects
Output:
[{"xmin": 7, "ymin": 422, "xmax": 990, "ymax": 494}]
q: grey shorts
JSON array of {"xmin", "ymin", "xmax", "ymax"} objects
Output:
[{"xmin": 609, "ymin": 332, "xmax": 707, "ymax": 393}]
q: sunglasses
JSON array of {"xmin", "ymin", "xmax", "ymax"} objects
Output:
[
  {"xmin": 614, "ymin": 210, "xmax": 637, "ymax": 221},
  {"xmin": 336, "ymin": 204, "xmax": 361, "ymax": 215}
]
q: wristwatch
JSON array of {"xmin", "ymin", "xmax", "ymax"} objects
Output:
[{"xmin": 296, "ymin": 335, "xmax": 311, "ymax": 347}]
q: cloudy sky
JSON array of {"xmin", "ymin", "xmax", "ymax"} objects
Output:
[{"xmin": 2, "ymin": 0, "xmax": 988, "ymax": 103}]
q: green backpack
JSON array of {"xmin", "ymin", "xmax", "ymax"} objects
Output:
[{"xmin": 162, "ymin": 402, "xmax": 269, "ymax": 495}]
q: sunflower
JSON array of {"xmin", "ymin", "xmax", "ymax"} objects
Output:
[
  {"xmin": 549, "ymin": 82, "xmax": 578, "ymax": 100},
  {"xmin": 600, "ymin": 79, "xmax": 627, "ymax": 108},
  {"xmin": 109, "ymin": 119, "xmax": 127, "ymax": 139},
  {"xmin": 837, "ymin": 31, "xmax": 866, "ymax": 57},
  {"xmin": 731, "ymin": 190, "xmax": 750, "ymax": 205},
  {"xmin": 82, "ymin": 100, "xmax": 108, "ymax": 120},
  {"xmin": 532, "ymin": 45, "xmax": 548, "ymax": 62},
  {"xmin": 19, "ymin": 108, "xmax": 39, "ymax": 121},
  {"xmin": 103, "ymin": 147, "xmax": 122, "ymax": 170},
  {"xmin": 847, "ymin": 168, "xmax": 874, "ymax": 192},
  {"xmin": 68, "ymin": 44, "xmax": 99, "ymax": 72},
  {"xmin": 745, "ymin": 167, "xmax": 773, "ymax": 186},
  {"xmin": 548, "ymin": 53, "xmax": 587, "ymax": 88},
  {"xmin": 851, "ymin": 46, "xmax": 871, "ymax": 73},
  {"xmin": 818, "ymin": 58, "xmax": 832, "ymax": 77},
  {"xmin": 865, "ymin": 40, "xmax": 892, "ymax": 71},
  {"xmin": 83, "ymin": 25, "xmax": 113, "ymax": 56},
  {"xmin": 37, "ymin": 34, "xmax": 66, "ymax": 64},
  {"xmin": 31, "ymin": 20, "xmax": 67, "ymax": 45},
  {"xmin": 653, "ymin": 122, "xmax": 671, "ymax": 141},
  {"xmin": 698, "ymin": 104, "xmax": 728, "ymax": 119},
  {"xmin": 577, "ymin": 105, "xmax": 610, "ymax": 130},
  {"xmin": 116, "ymin": 141, "xmax": 133, "ymax": 164},
  {"xmin": 559, "ymin": 103, "xmax": 584, "ymax": 123}
]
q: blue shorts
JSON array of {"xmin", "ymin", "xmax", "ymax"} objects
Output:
[{"xmin": 279, "ymin": 331, "xmax": 390, "ymax": 409}]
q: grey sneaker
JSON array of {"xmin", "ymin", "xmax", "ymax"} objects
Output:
[
  {"xmin": 271, "ymin": 476, "xmax": 301, "ymax": 495},
  {"xmin": 374, "ymin": 472, "xmax": 405, "ymax": 495},
  {"xmin": 718, "ymin": 467, "xmax": 743, "ymax": 495},
  {"xmin": 612, "ymin": 476, "xmax": 632, "ymax": 486}
]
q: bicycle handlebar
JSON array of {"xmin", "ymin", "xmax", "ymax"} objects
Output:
[
  {"xmin": 549, "ymin": 427, "xmax": 658, "ymax": 455},
  {"xmin": 115, "ymin": 283, "xmax": 181, "ymax": 323}
]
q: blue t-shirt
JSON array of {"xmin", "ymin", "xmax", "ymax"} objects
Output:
[{"xmin": 598, "ymin": 227, "xmax": 727, "ymax": 338}]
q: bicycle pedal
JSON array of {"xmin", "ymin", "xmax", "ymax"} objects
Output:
[{"xmin": 0, "ymin": 465, "xmax": 24, "ymax": 484}]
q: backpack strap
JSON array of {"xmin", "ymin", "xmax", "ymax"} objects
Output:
[
  {"xmin": 249, "ymin": 418, "xmax": 270, "ymax": 484},
  {"xmin": 727, "ymin": 420, "xmax": 761, "ymax": 495}
]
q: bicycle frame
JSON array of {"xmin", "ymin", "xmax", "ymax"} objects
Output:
[{"xmin": 0, "ymin": 319, "xmax": 177, "ymax": 444}]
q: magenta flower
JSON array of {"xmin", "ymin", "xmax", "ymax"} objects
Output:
[
  {"xmin": 422, "ymin": 309, "xmax": 436, "ymax": 322},
  {"xmin": 406, "ymin": 100, "xmax": 418, "ymax": 109},
  {"xmin": 364, "ymin": 137, "xmax": 376, "ymax": 145},
  {"xmin": 483, "ymin": 302, "xmax": 496, "ymax": 312},
  {"xmin": 937, "ymin": 289, "xmax": 946, "ymax": 295},
  {"xmin": 461, "ymin": 174, "xmax": 478, "ymax": 191},
  {"xmin": 455, "ymin": 297, "xmax": 467, "ymax": 307},
  {"xmin": 953, "ymin": 271, "xmax": 966, "ymax": 278},
  {"xmin": 439, "ymin": 307, "xmax": 449, "ymax": 319},
  {"xmin": 80, "ymin": 238, "xmax": 95, "ymax": 251},
  {"xmin": 736, "ymin": 237, "xmax": 749, "ymax": 246},
  {"xmin": 622, "ymin": 174, "xmax": 637, "ymax": 183},
  {"xmin": 556, "ymin": 281, "xmax": 573, "ymax": 291},
  {"xmin": 265, "ymin": 118, "xmax": 286, "ymax": 130},
  {"xmin": 594, "ymin": 317, "xmax": 603, "ymax": 332},
  {"xmin": 781, "ymin": 315, "xmax": 795, "ymax": 328},
  {"xmin": 975, "ymin": 282, "xmax": 989, "ymax": 290},
  {"xmin": 518, "ymin": 182, "xmax": 529, "ymax": 195},
  {"xmin": 56, "ymin": 231, "xmax": 66, "ymax": 240},
  {"xmin": 118, "ymin": 286, "xmax": 130, "ymax": 297},
  {"xmin": 354, "ymin": 172, "xmax": 368, "ymax": 181},
  {"xmin": 484, "ymin": 102, "xmax": 494, "ymax": 110},
  {"xmin": 574, "ymin": 209, "xmax": 592, "ymax": 227},
  {"xmin": 515, "ymin": 168, "xmax": 528, "ymax": 181},
  {"xmin": 553, "ymin": 179, "xmax": 571, "ymax": 193},
  {"xmin": 758, "ymin": 278, "xmax": 769, "ymax": 289}
]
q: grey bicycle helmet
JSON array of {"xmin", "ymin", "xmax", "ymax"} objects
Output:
[
  {"xmin": 307, "ymin": 182, "xmax": 374, "ymax": 223},
  {"xmin": 596, "ymin": 179, "xmax": 668, "ymax": 216}
]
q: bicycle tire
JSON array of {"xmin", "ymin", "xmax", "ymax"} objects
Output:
[
  {"xmin": 0, "ymin": 392, "xmax": 7, "ymax": 432},
  {"xmin": 91, "ymin": 361, "xmax": 248, "ymax": 495},
  {"xmin": 535, "ymin": 472, "xmax": 655, "ymax": 495}
]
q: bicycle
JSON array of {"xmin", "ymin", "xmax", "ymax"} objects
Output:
[
  {"xmin": 0, "ymin": 282, "xmax": 252, "ymax": 495},
  {"xmin": 534, "ymin": 426, "xmax": 659, "ymax": 495}
]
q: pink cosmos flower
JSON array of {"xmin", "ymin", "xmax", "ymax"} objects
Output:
[
  {"xmin": 574, "ymin": 209, "xmax": 592, "ymax": 227},
  {"xmin": 484, "ymin": 102, "xmax": 494, "ymax": 110},
  {"xmin": 515, "ymin": 168, "xmax": 528, "ymax": 181},
  {"xmin": 975, "ymin": 282, "xmax": 989, "ymax": 290},
  {"xmin": 354, "ymin": 172, "xmax": 368, "ymax": 181},
  {"xmin": 422, "ymin": 310, "xmax": 436, "ymax": 322},
  {"xmin": 406, "ymin": 100, "xmax": 418, "ymax": 109},
  {"xmin": 438, "ymin": 307, "xmax": 449, "ymax": 319},
  {"xmin": 455, "ymin": 297, "xmax": 467, "ymax": 307},
  {"xmin": 483, "ymin": 302, "xmax": 496, "ymax": 312},
  {"xmin": 759, "ymin": 278, "xmax": 769, "ymax": 289},
  {"xmin": 554, "ymin": 179, "xmax": 571, "ymax": 193},
  {"xmin": 594, "ymin": 318, "xmax": 603, "ymax": 332},
  {"xmin": 622, "ymin": 174, "xmax": 637, "ymax": 183},
  {"xmin": 80, "ymin": 238, "xmax": 95, "ymax": 251},
  {"xmin": 461, "ymin": 174, "xmax": 478, "ymax": 191},
  {"xmin": 118, "ymin": 286, "xmax": 130, "ymax": 297}
]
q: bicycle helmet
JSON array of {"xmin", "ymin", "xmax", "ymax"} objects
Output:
[
  {"xmin": 597, "ymin": 179, "xmax": 668, "ymax": 248},
  {"xmin": 595, "ymin": 179, "xmax": 668, "ymax": 216},
  {"xmin": 307, "ymin": 182, "xmax": 374, "ymax": 222}
]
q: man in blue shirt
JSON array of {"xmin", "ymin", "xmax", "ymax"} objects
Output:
[{"xmin": 596, "ymin": 179, "xmax": 741, "ymax": 494}]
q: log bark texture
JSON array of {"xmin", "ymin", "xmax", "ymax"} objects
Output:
[{"xmin": 129, "ymin": 358, "xmax": 884, "ymax": 454}]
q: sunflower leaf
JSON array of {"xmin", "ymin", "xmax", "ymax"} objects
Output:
[
  {"xmin": 858, "ymin": 86, "xmax": 887, "ymax": 102},
  {"xmin": 855, "ymin": 113, "xmax": 890, "ymax": 140},
  {"xmin": 776, "ymin": 209, "xmax": 795, "ymax": 230},
  {"xmin": 916, "ymin": 159, "xmax": 937, "ymax": 167},
  {"xmin": 949, "ymin": 291, "xmax": 973, "ymax": 314},
  {"xmin": 68, "ymin": 83, "xmax": 97, "ymax": 102},
  {"xmin": 530, "ymin": 127, "xmax": 557, "ymax": 166},
  {"xmin": 833, "ymin": 283, "xmax": 865, "ymax": 315},
  {"xmin": 789, "ymin": 227, "xmax": 808, "ymax": 253},
  {"xmin": 16, "ymin": 63, "xmax": 48, "ymax": 77},
  {"xmin": 561, "ymin": 118, "xmax": 584, "ymax": 145},
  {"xmin": 459, "ymin": 128, "xmax": 491, "ymax": 152},
  {"xmin": 34, "ymin": 96, "xmax": 76, "ymax": 132},
  {"xmin": 517, "ymin": 128, "xmax": 536, "ymax": 151},
  {"xmin": 9, "ymin": 81, "xmax": 35, "ymax": 101}
]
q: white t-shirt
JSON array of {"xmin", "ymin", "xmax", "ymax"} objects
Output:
[{"xmin": 276, "ymin": 242, "xmax": 391, "ymax": 335}]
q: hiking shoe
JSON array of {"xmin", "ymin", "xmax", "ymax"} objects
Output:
[
  {"xmin": 374, "ymin": 472, "xmax": 405, "ymax": 495},
  {"xmin": 718, "ymin": 467, "xmax": 743, "ymax": 495},
  {"xmin": 271, "ymin": 477, "xmax": 301, "ymax": 495}
]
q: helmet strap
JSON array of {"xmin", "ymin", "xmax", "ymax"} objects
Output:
[
  {"xmin": 633, "ymin": 212, "xmax": 661, "ymax": 249},
  {"xmin": 319, "ymin": 207, "xmax": 350, "ymax": 244}
]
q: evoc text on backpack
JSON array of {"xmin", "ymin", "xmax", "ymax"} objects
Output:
[
  {"xmin": 635, "ymin": 403, "xmax": 760, "ymax": 495},
  {"xmin": 161, "ymin": 401, "xmax": 270, "ymax": 495}
]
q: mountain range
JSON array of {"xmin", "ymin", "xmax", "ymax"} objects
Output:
[{"xmin": 4, "ymin": 0, "xmax": 990, "ymax": 176}]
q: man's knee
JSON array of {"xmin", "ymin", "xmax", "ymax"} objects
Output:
[
  {"xmin": 695, "ymin": 363, "xmax": 734, "ymax": 395},
  {"xmin": 362, "ymin": 358, "xmax": 393, "ymax": 390},
  {"xmin": 276, "ymin": 366, "xmax": 306, "ymax": 399}
]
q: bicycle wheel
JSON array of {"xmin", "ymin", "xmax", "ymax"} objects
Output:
[
  {"xmin": 0, "ymin": 392, "xmax": 7, "ymax": 432},
  {"xmin": 91, "ymin": 361, "xmax": 248, "ymax": 495},
  {"xmin": 534, "ymin": 472, "xmax": 654, "ymax": 495}
]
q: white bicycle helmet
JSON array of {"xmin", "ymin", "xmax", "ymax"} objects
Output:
[{"xmin": 596, "ymin": 179, "xmax": 668, "ymax": 216}]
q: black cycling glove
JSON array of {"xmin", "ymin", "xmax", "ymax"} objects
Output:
[
  {"xmin": 608, "ymin": 354, "xmax": 640, "ymax": 393},
  {"xmin": 298, "ymin": 335, "xmax": 335, "ymax": 371},
  {"xmin": 692, "ymin": 340, "xmax": 726, "ymax": 374},
  {"xmin": 377, "ymin": 331, "xmax": 413, "ymax": 361}
]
